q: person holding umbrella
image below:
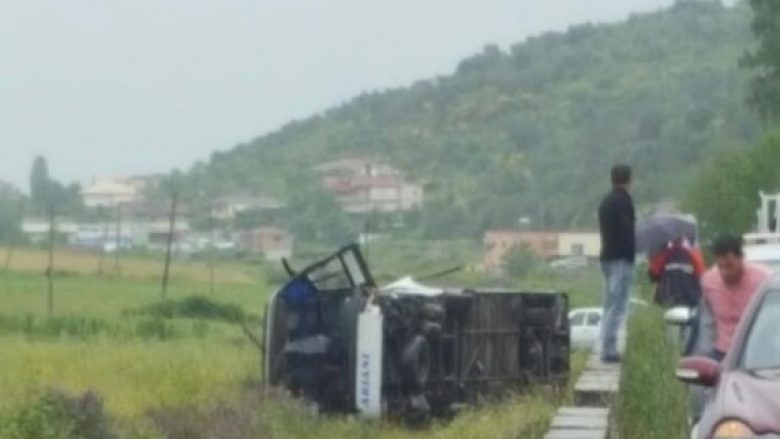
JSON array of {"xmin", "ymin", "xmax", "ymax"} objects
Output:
[
  {"xmin": 636, "ymin": 214, "xmax": 702, "ymax": 307},
  {"xmin": 597, "ymin": 164, "xmax": 635, "ymax": 363}
]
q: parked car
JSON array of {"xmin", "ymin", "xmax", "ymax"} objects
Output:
[
  {"xmin": 549, "ymin": 256, "xmax": 588, "ymax": 271},
  {"xmin": 675, "ymin": 273, "xmax": 780, "ymax": 438},
  {"xmin": 744, "ymin": 242, "xmax": 780, "ymax": 272},
  {"xmin": 569, "ymin": 298, "xmax": 648, "ymax": 352}
]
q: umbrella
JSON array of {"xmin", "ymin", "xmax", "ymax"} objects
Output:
[{"xmin": 636, "ymin": 214, "xmax": 697, "ymax": 254}]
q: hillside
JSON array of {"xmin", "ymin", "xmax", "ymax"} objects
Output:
[{"xmin": 177, "ymin": 1, "xmax": 757, "ymax": 239}]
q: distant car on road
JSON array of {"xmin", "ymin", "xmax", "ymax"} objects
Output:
[
  {"xmin": 569, "ymin": 298, "xmax": 647, "ymax": 352},
  {"xmin": 549, "ymin": 256, "xmax": 588, "ymax": 271},
  {"xmin": 676, "ymin": 273, "xmax": 780, "ymax": 438}
]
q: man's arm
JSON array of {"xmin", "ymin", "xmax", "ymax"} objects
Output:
[{"xmin": 617, "ymin": 196, "xmax": 635, "ymax": 255}]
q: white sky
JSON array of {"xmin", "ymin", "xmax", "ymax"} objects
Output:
[{"xmin": 0, "ymin": 0, "xmax": 681, "ymax": 191}]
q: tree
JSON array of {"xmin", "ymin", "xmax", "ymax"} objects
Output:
[
  {"xmin": 285, "ymin": 174, "xmax": 355, "ymax": 245},
  {"xmin": 684, "ymin": 151, "xmax": 757, "ymax": 238},
  {"xmin": 151, "ymin": 2, "xmax": 758, "ymax": 238},
  {"xmin": 28, "ymin": 156, "xmax": 85, "ymax": 218},
  {"xmin": 0, "ymin": 194, "xmax": 22, "ymax": 244},
  {"xmin": 502, "ymin": 244, "xmax": 540, "ymax": 279},
  {"xmin": 743, "ymin": 0, "xmax": 780, "ymax": 121},
  {"xmin": 685, "ymin": 130, "xmax": 780, "ymax": 239},
  {"xmin": 30, "ymin": 156, "xmax": 51, "ymax": 215}
]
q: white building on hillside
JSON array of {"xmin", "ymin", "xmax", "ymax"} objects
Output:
[{"xmin": 82, "ymin": 178, "xmax": 139, "ymax": 208}]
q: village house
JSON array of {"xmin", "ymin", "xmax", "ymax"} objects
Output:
[
  {"xmin": 483, "ymin": 230, "xmax": 600, "ymax": 273},
  {"xmin": 82, "ymin": 178, "xmax": 140, "ymax": 208},
  {"xmin": 21, "ymin": 219, "xmax": 79, "ymax": 244},
  {"xmin": 483, "ymin": 230, "xmax": 558, "ymax": 273},
  {"xmin": 81, "ymin": 175, "xmax": 165, "ymax": 209},
  {"xmin": 557, "ymin": 232, "xmax": 601, "ymax": 259},
  {"xmin": 211, "ymin": 193, "xmax": 286, "ymax": 221},
  {"xmin": 315, "ymin": 158, "xmax": 423, "ymax": 214},
  {"xmin": 239, "ymin": 227, "xmax": 293, "ymax": 261},
  {"xmin": 122, "ymin": 174, "xmax": 164, "ymax": 194}
]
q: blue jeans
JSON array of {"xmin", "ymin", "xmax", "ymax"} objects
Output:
[{"xmin": 600, "ymin": 260, "xmax": 634, "ymax": 359}]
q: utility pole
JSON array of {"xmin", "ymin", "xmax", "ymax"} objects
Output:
[
  {"xmin": 209, "ymin": 201, "xmax": 215, "ymax": 295},
  {"xmin": 161, "ymin": 192, "xmax": 179, "ymax": 300},
  {"xmin": 114, "ymin": 203, "xmax": 123, "ymax": 274},
  {"xmin": 46, "ymin": 201, "xmax": 56, "ymax": 315},
  {"xmin": 97, "ymin": 209, "xmax": 109, "ymax": 275}
]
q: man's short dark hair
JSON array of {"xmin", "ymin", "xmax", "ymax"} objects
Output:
[
  {"xmin": 712, "ymin": 235, "xmax": 744, "ymax": 258},
  {"xmin": 611, "ymin": 164, "xmax": 632, "ymax": 186}
]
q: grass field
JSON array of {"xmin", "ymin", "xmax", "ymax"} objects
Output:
[
  {"xmin": 0, "ymin": 245, "xmax": 602, "ymax": 438},
  {"xmin": 0, "ymin": 247, "xmax": 255, "ymax": 284},
  {"xmin": 616, "ymin": 284, "xmax": 689, "ymax": 439}
]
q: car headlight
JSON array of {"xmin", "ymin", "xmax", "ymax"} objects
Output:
[{"xmin": 713, "ymin": 420, "xmax": 755, "ymax": 438}]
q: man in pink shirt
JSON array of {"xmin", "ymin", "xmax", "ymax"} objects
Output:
[{"xmin": 697, "ymin": 235, "xmax": 772, "ymax": 360}]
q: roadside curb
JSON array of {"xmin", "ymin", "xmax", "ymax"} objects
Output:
[{"xmin": 544, "ymin": 352, "xmax": 620, "ymax": 439}]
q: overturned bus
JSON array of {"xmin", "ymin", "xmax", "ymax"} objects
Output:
[{"xmin": 263, "ymin": 244, "xmax": 570, "ymax": 422}]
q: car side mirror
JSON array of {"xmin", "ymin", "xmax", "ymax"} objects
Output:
[
  {"xmin": 676, "ymin": 356, "xmax": 720, "ymax": 387},
  {"xmin": 664, "ymin": 306, "xmax": 693, "ymax": 326}
]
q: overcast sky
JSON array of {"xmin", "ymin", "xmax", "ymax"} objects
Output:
[{"xmin": 0, "ymin": 0, "xmax": 683, "ymax": 191}]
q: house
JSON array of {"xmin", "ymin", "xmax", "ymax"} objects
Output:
[
  {"xmin": 557, "ymin": 232, "xmax": 601, "ymax": 258},
  {"xmin": 21, "ymin": 219, "xmax": 79, "ymax": 244},
  {"xmin": 121, "ymin": 200, "xmax": 192, "ymax": 223},
  {"xmin": 483, "ymin": 230, "xmax": 601, "ymax": 273},
  {"xmin": 315, "ymin": 158, "xmax": 424, "ymax": 213},
  {"xmin": 122, "ymin": 174, "xmax": 164, "ymax": 194},
  {"xmin": 313, "ymin": 157, "xmax": 400, "ymax": 178},
  {"xmin": 211, "ymin": 194, "xmax": 286, "ymax": 221},
  {"xmin": 141, "ymin": 221, "xmax": 191, "ymax": 249},
  {"xmin": 483, "ymin": 230, "xmax": 558, "ymax": 273},
  {"xmin": 82, "ymin": 178, "xmax": 139, "ymax": 208},
  {"xmin": 240, "ymin": 227, "xmax": 293, "ymax": 261}
]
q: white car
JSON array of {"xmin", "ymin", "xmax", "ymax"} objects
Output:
[
  {"xmin": 744, "ymin": 243, "xmax": 780, "ymax": 272},
  {"xmin": 549, "ymin": 256, "xmax": 588, "ymax": 271},
  {"xmin": 569, "ymin": 298, "xmax": 647, "ymax": 353}
]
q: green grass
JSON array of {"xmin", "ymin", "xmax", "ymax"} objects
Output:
[
  {"xmin": 0, "ymin": 271, "xmax": 265, "ymax": 318},
  {"xmin": 0, "ymin": 338, "xmax": 259, "ymax": 419},
  {"xmin": 0, "ymin": 256, "xmax": 267, "ymax": 427},
  {"xmin": 517, "ymin": 267, "xmax": 603, "ymax": 309},
  {"xmin": 140, "ymin": 352, "xmax": 590, "ymax": 439},
  {"xmin": 0, "ymin": 243, "xmax": 599, "ymax": 438},
  {"xmin": 617, "ymin": 306, "xmax": 689, "ymax": 439}
]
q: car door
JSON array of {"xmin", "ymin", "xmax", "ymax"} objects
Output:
[
  {"xmin": 569, "ymin": 311, "xmax": 588, "ymax": 347},
  {"xmin": 583, "ymin": 311, "xmax": 601, "ymax": 347}
]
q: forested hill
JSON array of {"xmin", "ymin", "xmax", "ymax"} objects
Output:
[{"xmin": 178, "ymin": 1, "xmax": 757, "ymax": 238}]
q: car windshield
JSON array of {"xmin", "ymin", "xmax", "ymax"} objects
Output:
[{"xmin": 741, "ymin": 290, "xmax": 780, "ymax": 370}]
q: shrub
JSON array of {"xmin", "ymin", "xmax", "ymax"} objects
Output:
[
  {"xmin": 124, "ymin": 296, "xmax": 245, "ymax": 324},
  {"xmin": 0, "ymin": 389, "xmax": 117, "ymax": 439}
]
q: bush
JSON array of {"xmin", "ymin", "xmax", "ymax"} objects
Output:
[
  {"xmin": 0, "ymin": 314, "xmax": 185, "ymax": 341},
  {"xmin": 502, "ymin": 244, "xmax": 540, "ymax": 278},
  {"xmin": 0, "ymin": 389, "xmax": 117, "ymax": 439},
  {"xmin": 124, "ymin": 296, "xmax": 246, "ymax": 324}
]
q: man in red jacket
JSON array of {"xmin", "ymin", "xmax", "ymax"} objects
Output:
[{"xmin": 648, "ymin": 237, "xmax": 705, "ymax": 308}]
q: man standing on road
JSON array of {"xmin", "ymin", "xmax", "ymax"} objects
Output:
[
  {"xmin": 695, "ymin": 235, "xmax": 771, "ymax": 361},
  {"xmin": 598, "ymin": 164, "xmax": 635, "ymax": 363}
]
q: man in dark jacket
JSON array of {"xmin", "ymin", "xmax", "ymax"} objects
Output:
[{"xmin": 598, "ymin": 164, "xmax": 635, "ymax": 363}]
